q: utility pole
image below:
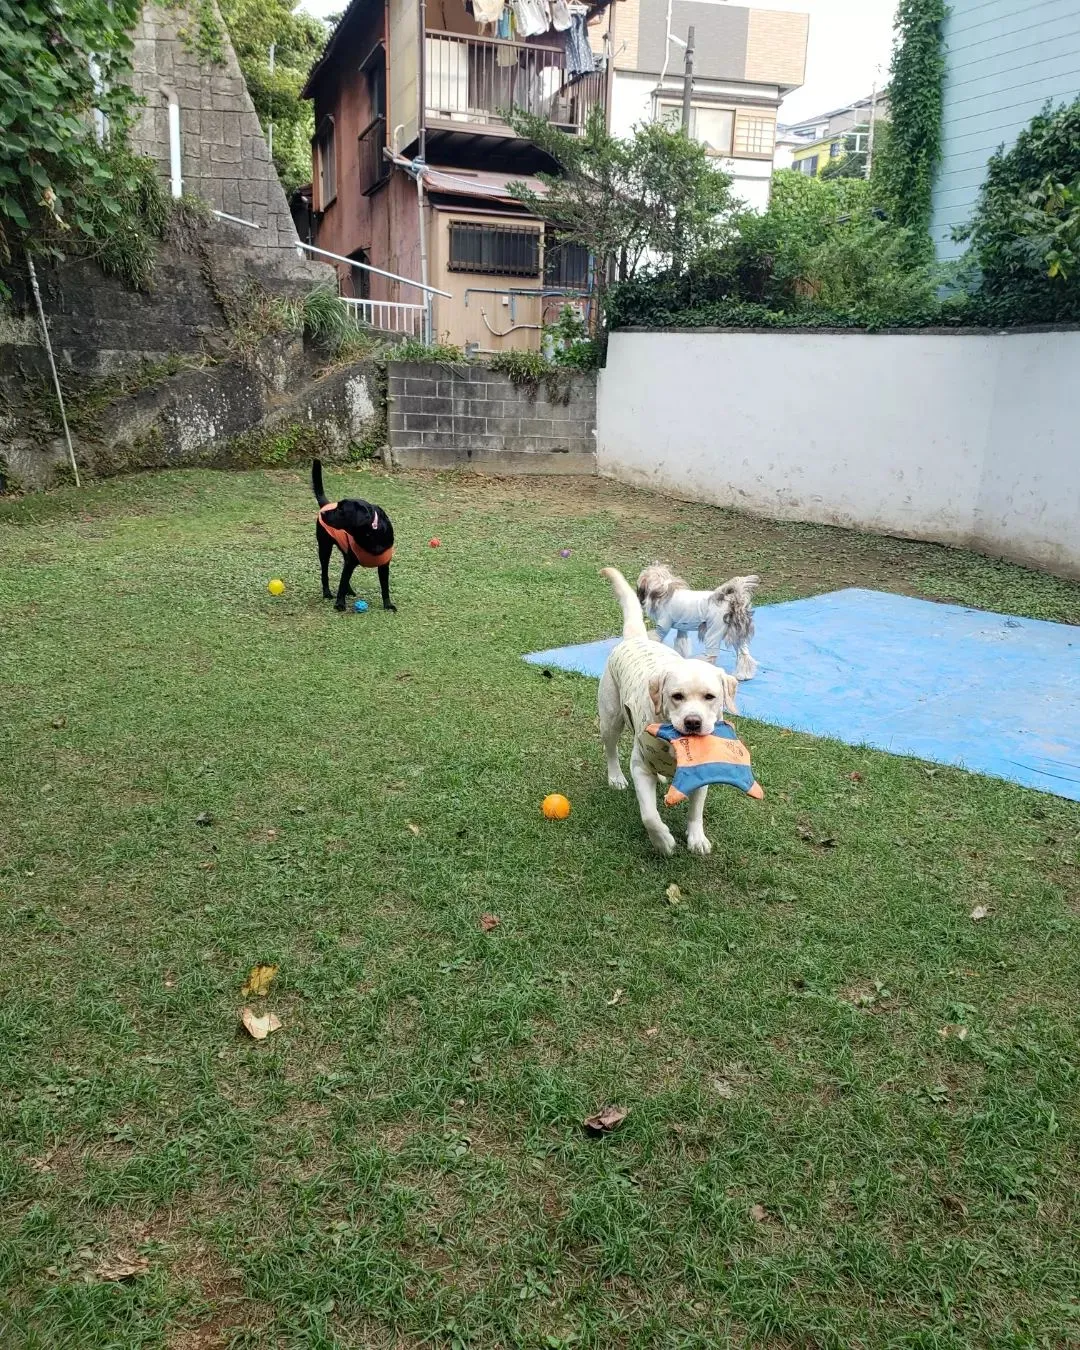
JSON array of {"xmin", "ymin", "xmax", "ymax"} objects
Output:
[
  {"xmin": 866, "ymin": 70, "xmax": 880, "ymax": 178},
  {"xmin": 681, "ymin": 25, "xmax": 695, "ymax": 131}
]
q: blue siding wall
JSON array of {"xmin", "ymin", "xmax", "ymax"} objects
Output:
[{"xmin": 931, "ymin": 0, "xmax": 1080, "ymax": 258}]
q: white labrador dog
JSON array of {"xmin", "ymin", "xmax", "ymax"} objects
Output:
[
  {"xmin": 636, "ymin": 563, "xmax": 759, "ymax": 679},
  {"xmin": 598, "ymin": 567, "xmax": 738, "ymax": 857}
]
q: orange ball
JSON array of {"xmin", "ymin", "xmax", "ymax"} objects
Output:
[{"xmin": 541, "ymin": 793, "xmax": 571, "ymax": 820}]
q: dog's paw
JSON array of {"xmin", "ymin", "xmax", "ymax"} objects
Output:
[
  {"xmin": 649, "ymin": 825, "xmax": 677, "ymax": 856},
  {"xmin": 607, "ymin": 770, "xmax": 628, "ymax": 790},
  {"xmin": 334, "ymin": 599, "xmax": 348, "ymax": 611},
  {"xmin": 384, "ymin": 602, "xmax": 397, "ymax": 613},
  {"xmin": 686, "ymin": 830, "xmax": 713, "ymax": 857}
]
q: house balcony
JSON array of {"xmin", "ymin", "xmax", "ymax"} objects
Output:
[{"xmin": 424, "ymin": 31, "xmax": 604, "ymax": 152}]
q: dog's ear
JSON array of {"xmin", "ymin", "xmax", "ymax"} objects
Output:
[
  {"xmin": 649, "ymin": 672, "xmax": 665, "ymax": 716},
  {"xmin": 720, "ymin": 672, "xmax": 738, "ymax": 715}
]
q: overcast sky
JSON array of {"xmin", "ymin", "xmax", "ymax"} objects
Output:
[{"xmin": 296, "ymin": 0, "xmax": 899, "ymax": 125}]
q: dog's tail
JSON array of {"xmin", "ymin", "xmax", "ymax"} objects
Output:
[
  {"xmin": 710, "ymin": 574, "xmax": 759, "ymax": 645},
  {"xmin": 312, "ymin": 458, "xmax": 329, "ymax": 507},
  {"xmin": 601, "ymin": 567, "xmax": 648, "ymax": 641}
]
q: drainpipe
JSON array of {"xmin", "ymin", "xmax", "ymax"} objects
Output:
[{"xmin": 416, "ymin": 171, "xmax": 432, "ymax": 342}]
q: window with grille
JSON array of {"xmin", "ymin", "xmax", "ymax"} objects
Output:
[
  {"xmin": 316, "ymin": 116, "xmax": 336, "ymax": 208},
  {"xmin": 544, "ymin": 238, "xmax": 589, "ymax": 289},
  {"xmin": 448, "ymin": 222, "xmax": 540, "ymax": 277},
  {"xmin": 733, "ymin": 112, "xmax": 775, "ymax": 156}
]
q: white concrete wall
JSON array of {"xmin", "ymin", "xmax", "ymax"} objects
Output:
[
  {"xmin": 597, "ymin": 329, "xmax": 1080, "ymax": 577},
  {"xmin": 610, "ymin": 70, "xmax": 774, "ymax": 212}
]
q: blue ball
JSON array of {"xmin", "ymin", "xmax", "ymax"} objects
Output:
[{"xmin": 353, "ymin": 599, "xmax": 369, "ymax": 613}]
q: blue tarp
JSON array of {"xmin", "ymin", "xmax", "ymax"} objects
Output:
[{"xmin": 525, "ymin": 588, "xmax": 1080, "ymax": 801}]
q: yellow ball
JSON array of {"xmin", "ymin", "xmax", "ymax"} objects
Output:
[
  {"xmin": 267, "ymin": 579, "xmax": 285, "ymax": 596},
  {"xmin": 542, "ymin": 793, "xmax": 571, "ymax": 820}
]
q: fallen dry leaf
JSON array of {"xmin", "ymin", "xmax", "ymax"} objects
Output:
[
  {"xmin": 479, "ymin": 913, "xmax": 501, "ymax": 932},
  {"xmin": 266, "ymin": 828, "xmax": 278, "ymax": 840},
  {"xmin": 240, "ymin": 1007, "xmax": 282, "ymax": 1041},
  {"xmin": 95, "ymin": 1253, "xmax": 149, "ymax": 1281},
  {"xmin": 406, "ymin": 822, "xmax": 421, "ymax": 836},
  {"xmin": 51, "ymin": 715, "xmax": 67, "ymax": 729},
  {"xmin": 198, "ymin": 860, "xmax": 215, "ymax": 871},
  {"xmin": 584, "ymin": 1105, "xmax": 628, "ymax": 1134},
  {"xmin": 28, "ymin": 1152, "xmax": 55, "ymax": 1174},
  {"xmin": 970, "ymin": 904, "xmax": 989, "ymax": 921},
  {"xmin": 849, "ymin": 771, "xmax": 863, "ymax": 782},
  {"xmin": 606, "ymin": 988, "xmax": 625, "ymax": 1006},
  {"xmin": 711, "ymin": 1078, "xmax": 736, "ymax": 1099},
  {"xmin": 241, "ymin": 964, "xmax": 278, "ymax": 997},
  {"xmin": 749, "ymin": 1204, "xmax": 769, "ymax": 1223},
  {"xmin": 643, "ymin": 1027, "xmax": 659, "ymax": 1038},
  {"xmin": 938, "ymin": 1024, "xmax": 969, "ymax": 1041},
  {"xmin": 664, "ymin": 883, "xmax": 682, "ymax": 904},
  {"xmin": 194, "ymin": 811, "xmax": 214, "ymax": 827}
]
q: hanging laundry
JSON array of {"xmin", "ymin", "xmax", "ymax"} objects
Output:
[
  {"xmin": 473, "ymin": 0, "xmax": 503, "ymax": 25},
  {"xmin": 512, "ymin": 0, "xmax": 551, "ymax": 40},
  {"xmin": 564, "ymin": 9, "xmax": 596, "ymax": 76},
  {"xmin": 550, "ymin": 0, "xmax": 571, "ymax": 31},
  {"xmin": 497, "ymin": 4, "xmax": 512, "ymax": 39}
]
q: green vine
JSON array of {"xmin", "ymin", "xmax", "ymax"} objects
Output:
[
  {"xmin": 163, "ymin": 0, "xmax": 227, "ymax": 66},
  {"xmin": 877, "ymin": 0, "xmax": 947, "ymax": 243}
]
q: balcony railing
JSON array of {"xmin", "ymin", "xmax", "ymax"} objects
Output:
[
  {"xmin": 341, "ymin": 297, "xmax": 429, "ymax": 342},
  {"xmin": 424, "ymin": 32, "xmax": 604, "ymax": 135},
  {"xmin": 358, "ymin": 115, "xmax": 389, "ymax": 195}
]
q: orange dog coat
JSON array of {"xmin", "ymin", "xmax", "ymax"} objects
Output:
[{"xmin": 317, "ymin": 502, "xmax": 394, "ymax": 568}]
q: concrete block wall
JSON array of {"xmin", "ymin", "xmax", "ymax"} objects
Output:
[
  {"xmin": 387, "ymin": 363, "xmax": 596, "ymax": 474},
  {"xmin": 130, "ymin": 1, "xmax": 303, "ymax": 254}
]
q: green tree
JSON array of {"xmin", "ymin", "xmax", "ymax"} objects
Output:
[
  {"xmin": 0, "ymin": 0, "xmax": 165, "ymax": 282},
  {"xmin": 875, "ymin": 0, "xmax": 946, "ymax": 240},
  {"xmin": 505, "ymin": 106, "xmax": 736, "ymax": 323},
  {"xmin": 219, "ymin": 0, "xmax": 326, "ymax": 192},
  {"xmin": 959, "ymin": 97, "xmax": 1080, "ymax": 323}
]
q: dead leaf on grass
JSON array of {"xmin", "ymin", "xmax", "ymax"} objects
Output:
[
  {"xmin": 479, "ymin": 913, "xmax": 501, "ymax": 932},
  {"xmin": 970, "ymin": 904, "xmax": 989, "ymax": 921},
  {"xmin": 849, "ymin": 771, "xmax": 863, "ymax": 782},
  {"xmin": 938, "ymin": 1024, "xmax": 969, "ymax": 1041},
  {"xmin": 28, "ymin": 1152, "xmax": 55, "ymax": 1174},
  {"xmin": 51, "ymin": 715, "xmax": 67, "ymax": 729},
  {"xmin": 265, "ymin": 828, "xmax": 278, "ymax": 840},
  {"xmin": 606, "ymin": 988, "xmax": 625, "ymax": 1006},
  {"xmin": 749, "ymin": 1204, "xmax": 769, "ymax": 1223},
  {"xmin": 406, "ymin": 822, "xmax": 421, "ymax": 836},
  {"xmin": 241, "ymin": 964, "xmax": 278, "ymax": 997},
  {"xmin": 584, "ymin": 1105, "xmax": 628, "ymax": 1134},
  {"xmin": 711, "ymin": 1078, "xmax": 736, "ymax": 1099},
  {"xmin": 95, "ymin": 1253, "xmax": 149, "ymax": 1281},
  {"xmin": 664, "ymin": 883, "xmax": 682, "ymax": 905},
  {"xmin": 240, "ymin": 1007, "xmax": 282, "ymax": 1040},
  {"xmin": 643, "ymin": 1027, "xmax": 659, "ymax": 1038},
  {"xmin": 194, "ymin": 811, "xmax": 214, "ymax": 827},
  {"xmin": 198, "ymin": 860, "xmax": 215, "ymax": 871}
]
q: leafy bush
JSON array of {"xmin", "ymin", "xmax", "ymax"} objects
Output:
[
  {"xmin": 958, "ymin": 98, "xmax": 1080, "ymax": 324},
  {"xmin": 607, "ymin": 170, "xmax": 942, "ymax": 329}
]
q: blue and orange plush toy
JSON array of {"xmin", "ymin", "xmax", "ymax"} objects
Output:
[{"xmin": 646, "ymin": 721, "xmax": 763, "ymax": 806}]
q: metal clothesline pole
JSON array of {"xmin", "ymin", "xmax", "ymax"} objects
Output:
[{"xmin": 25, "ymin": 253, "xmax": 80, "ymax": 489}]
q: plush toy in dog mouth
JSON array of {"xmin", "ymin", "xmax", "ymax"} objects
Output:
[{"xmin": 646, "ymin": 721, "xmax": 764, "ymax": 806}]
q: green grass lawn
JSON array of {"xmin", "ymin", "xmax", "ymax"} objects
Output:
[{"xmin": 2, "ymin": 467, "xmax": 1079, "ymax": 1350}]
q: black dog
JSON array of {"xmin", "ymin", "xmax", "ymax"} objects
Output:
[{"xmin": 312, "ymin": 460, "xmax": 396, "ymax": 612}]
